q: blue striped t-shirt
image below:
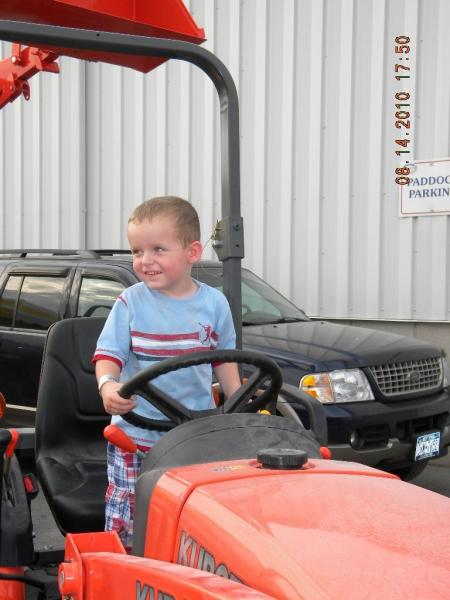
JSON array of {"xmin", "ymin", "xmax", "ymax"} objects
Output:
[{"xmin": 93, "ymin": 280, "xmax": 236, "ymax": 446}]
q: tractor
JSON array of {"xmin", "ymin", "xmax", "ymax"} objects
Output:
[{"xmin": 0, "ymin": 2, "xmax": 450, "ymax": 599}]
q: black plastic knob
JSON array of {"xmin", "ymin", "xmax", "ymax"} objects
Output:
[{"xmin": 257, "ymin": 448, "xmax": 308, "ymax": 470}]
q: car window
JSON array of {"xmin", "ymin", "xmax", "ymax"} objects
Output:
[
  {"xmin": 240, "ymin": 281, "xmax": 282, "ymax": 316},
  {"xmin": 193, "ymin": 265, "xmax": 308, "ymax": 324},
  {"xmin": 15, "ymin": 275, "xmax": 66, "ymax": 330},
  {"xmin": 77, "ymin": 277, "xmax": 125, "ymax": 317},
  {"xmin": 0, "ymin": 275, "xmax": 22, "ymax": 327}
]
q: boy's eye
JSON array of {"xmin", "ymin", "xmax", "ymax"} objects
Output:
[
  {"xmin": 155, "ymin": 247, "xmax": 165, "ymax": 253},
  {"xmin": 132, "ymin": 249, "xmax": 143, "ymax": 257}
]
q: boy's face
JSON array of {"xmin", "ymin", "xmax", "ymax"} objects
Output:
[{"xmin": 127, "ymin": 216, "xmax": 202, "ymax": 297}]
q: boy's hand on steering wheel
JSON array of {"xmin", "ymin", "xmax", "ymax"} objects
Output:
[{"xmin": 101, "ymin": 382, "xmax": 136, "ymax": 415}]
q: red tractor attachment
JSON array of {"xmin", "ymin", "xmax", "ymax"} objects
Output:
[
  {"xmin": 0, "ymin": 43, "xmax": 59, "ymax": 109},
  {"xmin": 0, "ymin": 0, "xmax": 205, "ymax": 108}
]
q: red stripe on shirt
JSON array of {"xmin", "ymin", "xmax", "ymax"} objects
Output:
[
  {"xmin": 131, "ymin": 331, "xmax": 200, "ymax": 341},
  {"xmin": 133, "ymin": 346, "xmax": 213, "ymax": 356},
  {"xmin": 92, "ymin": 353, "xmax": 123, "ymax": 368}
]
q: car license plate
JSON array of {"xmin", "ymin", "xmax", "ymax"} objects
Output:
[{"xmin": 414, "ymin": 431, "xmax": 441, "ymax": 461}]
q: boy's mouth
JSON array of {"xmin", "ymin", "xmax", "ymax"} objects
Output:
[{"xmin": 144, "ymin": 270, "xmax": 162, "ymax": 276}]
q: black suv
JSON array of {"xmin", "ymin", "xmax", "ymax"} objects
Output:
[{"xmin": 0, "ymin": 249, "xmax": 449, "ymax": 479}]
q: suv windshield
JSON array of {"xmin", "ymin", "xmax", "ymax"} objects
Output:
[{"xmin": 193, "ymin": 264, "xmax": 308, "ymax": 325}]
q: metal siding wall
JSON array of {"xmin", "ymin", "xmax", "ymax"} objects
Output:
[
  {"xmin": 240, "ymin": 0, "xmax": 267, "ymax": 276},
  {"xmin": 0, "ymin": 0, "xmax": 449, "ymax": 322},
  {"xmin": 0, "ymin": 48, "xmax": 85, "ymax": 248},
  {"xmin": 264, "ymin": 0, "xmax": 295, "ymax": 297},
  {"xmin": 292, "ymin": 0, "xmax": 324, "ymax": 316}
]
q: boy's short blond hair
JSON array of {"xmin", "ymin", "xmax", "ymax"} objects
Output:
[{"xmin": 128, "ymin": 196, "xmax": 201, "ymax": 247}]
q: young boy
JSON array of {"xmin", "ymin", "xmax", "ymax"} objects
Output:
[{"xmin": 93, "ymin": 196, "xmax": 241, "ymax": 551}]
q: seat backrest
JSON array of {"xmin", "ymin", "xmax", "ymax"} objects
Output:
[
  {"xmin": 35, "ymin": 317, "xmax": 109, "ymax": 533},
  {"xmin": 36, "ymin": 317, "xmax": 108, "ymax": 456}
]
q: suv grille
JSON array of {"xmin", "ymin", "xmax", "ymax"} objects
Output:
[{"xmin": 368, "ymin": 357, "xmax": 442, "ymax": 397}]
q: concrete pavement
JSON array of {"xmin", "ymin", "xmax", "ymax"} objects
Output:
[{"xmin": 411, "ymin": 452, "xmax": 450, "ymax": 498}]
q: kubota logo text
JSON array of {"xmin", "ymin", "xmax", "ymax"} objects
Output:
[
  {"xmin": 177, "ymin": 530, "xmax": 243, "ymax": 583},
  {"xmin": 136, "ymin": 581, "xmax": 174, "ymax": 600}
]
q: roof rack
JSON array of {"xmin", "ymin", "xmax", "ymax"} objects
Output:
[
  {"xmin": 0, "ymin": 249, "xmax": 132, "ymax": 258},
  {"xmin": 91, "ymin": 250, "xmax": 131, "ymax": 256},
  {"xmin": 0, "ymin": 249, "xmax": 100, "ymax": 258}
]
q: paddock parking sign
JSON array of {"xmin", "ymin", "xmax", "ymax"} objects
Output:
[{"xmin": 399, "ymin": 158, "xmax": 450, "ymax": 217}]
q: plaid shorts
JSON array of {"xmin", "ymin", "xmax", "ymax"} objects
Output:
[{"xmin": 105, "ymin": 442, "xmax": 147, "ymax": 552}]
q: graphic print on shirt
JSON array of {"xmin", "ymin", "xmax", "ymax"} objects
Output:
[
  {"xmin": 131, "ymin": 328, "xmax": 219, "ymax": 361},
  {"xmin": 198, "ymin": 323, "xmax": 219, "ymax": 346}
]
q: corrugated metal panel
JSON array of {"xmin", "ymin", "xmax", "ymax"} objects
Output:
[
  {"xmin": 0, "ymin": 47, "xmax": 85, "ymax": 248},
  {"xmin": 0, "ymin": 0, "xmax": 449, "ymax": 322}
]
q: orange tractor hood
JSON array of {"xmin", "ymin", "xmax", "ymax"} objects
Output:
[
  {"xmin": 147, "ymin": 459, "xmax": 450, "ymax": 599},
  {"xmin": 0, "ymin": 0, "xmax": 205, "ymax": 71}
]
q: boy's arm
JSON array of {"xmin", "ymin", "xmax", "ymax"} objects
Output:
[
  {"xmin": 96, "ymin": 359, "xmax": 135, "ymax": 415},
  {"xmin": 213, "ymin": 362, "xmax": 241, "ymax": 399}
]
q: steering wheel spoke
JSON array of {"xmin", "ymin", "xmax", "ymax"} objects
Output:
[
  {"xmin": 137, "ymin": 382, "xmax": 192, "ymax": 425},
  {"xmin": 241, "ymin": 386, "xmax": 275, "ymax": 413},
  {"xmin": 223, "ymin": 368, "xmax": 267, "ymax": 413}
]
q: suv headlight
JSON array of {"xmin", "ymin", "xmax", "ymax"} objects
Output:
[
  {"xmin": 300, "ymin": 369, "xmax": 375, "ymax": 403},
  {"xmin": 442, "ymin": 357, "xmax": 450, "ymax": 388}
]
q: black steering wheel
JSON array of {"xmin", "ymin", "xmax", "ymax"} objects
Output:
[{"xmin": 119, "ymin": 349, "xmax": 282, "ymax": 431}]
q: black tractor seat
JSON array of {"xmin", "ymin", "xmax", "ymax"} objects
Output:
[{"xmin": 35, "ymin": 317, "xmax": 109, "ymax": 534}]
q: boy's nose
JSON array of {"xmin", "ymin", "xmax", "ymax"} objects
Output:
[{"xmin": 142, "ymin": 250, "xmax": 154, "ymax": 263}]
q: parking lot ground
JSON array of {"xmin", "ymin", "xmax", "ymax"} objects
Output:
[{"xmin": 410, "ymin": 453, "xmax": 450, "ymax": 498}]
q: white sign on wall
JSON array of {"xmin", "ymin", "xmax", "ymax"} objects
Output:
[{"xmin": 399, "ymin": 158, "xmax": 450, "ymax": 217}]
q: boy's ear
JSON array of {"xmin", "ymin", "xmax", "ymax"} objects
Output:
[{"xmin": 188, "ymin": 241, "xmax": 203, "ymax": 263}]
